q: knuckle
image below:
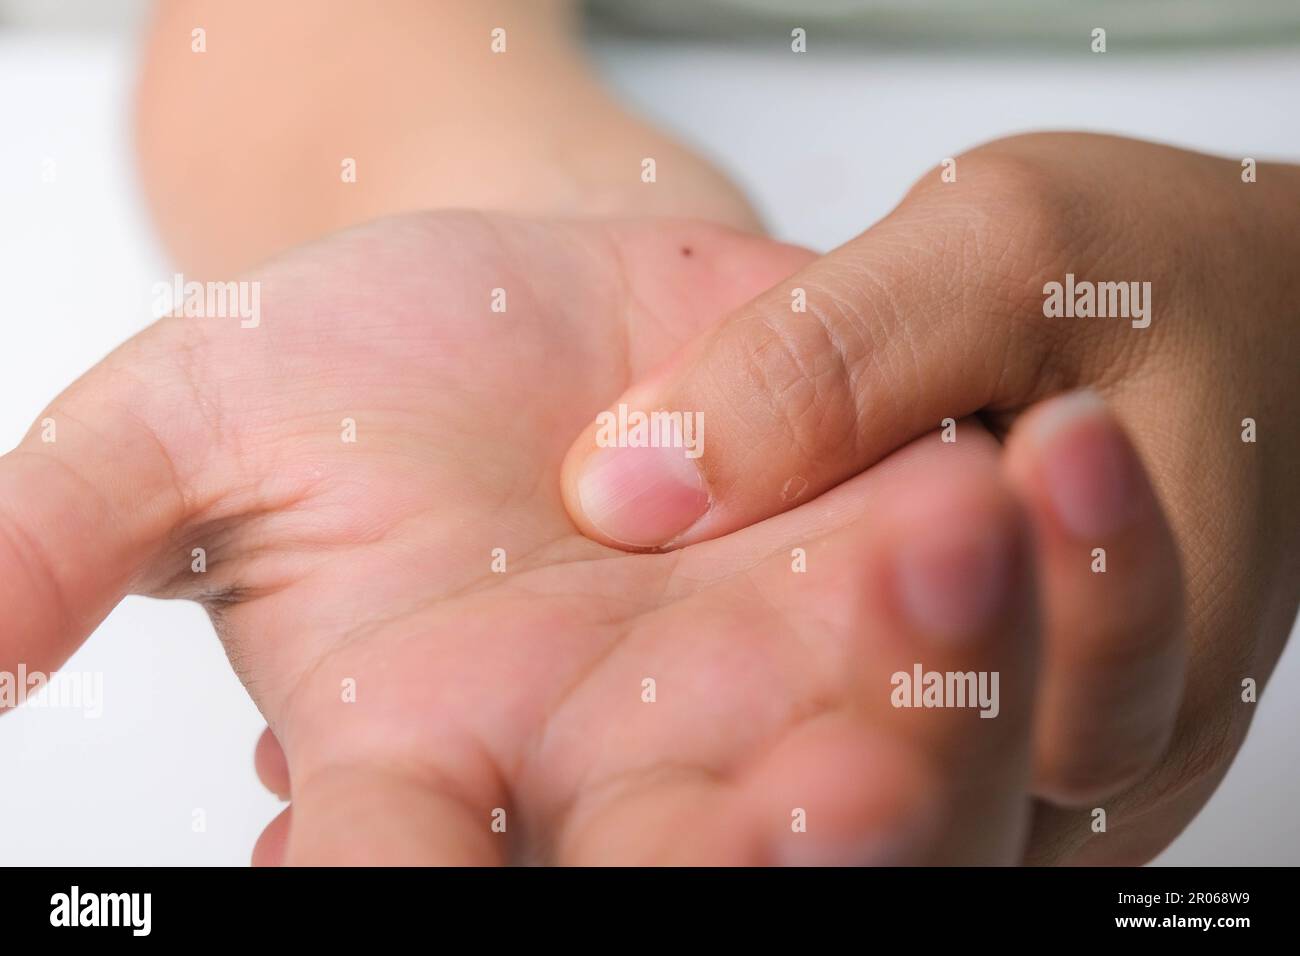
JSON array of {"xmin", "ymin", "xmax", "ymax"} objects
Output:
[
  {"xmin": 730, "ymin": 301, "xmax": 870, "ymax": 468},
  {"xmin": 908, "ymin": 139, "xmax": 1093, "ymax": 316}
]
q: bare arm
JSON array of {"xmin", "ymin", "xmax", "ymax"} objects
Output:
[{"xmin": 135, "ymin": 0, "xmax": 760, "ymax": 276}]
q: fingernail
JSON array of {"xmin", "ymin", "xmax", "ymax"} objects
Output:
[
  {"xmin": 577, "ymin": 445, "xmax": 709, "ymax": 548},
  {"xmin": 895, "ymin": 503, "xmax": 1014, "ymax": 643},
  {"xmin": 1031, "ymin": 389, "xmax": 1142, "ymax": 539}
]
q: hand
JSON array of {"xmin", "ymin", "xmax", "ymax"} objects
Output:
[
  {"xmin": 561, "ymin": 132, "xmax": 1300, "ymax": 863},
  {"xmin": 4, "ymin": 213, "xmax": 1049, "ymax": 864}
]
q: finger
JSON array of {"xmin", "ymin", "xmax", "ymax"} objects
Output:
[
  {"xmin": 560, "ymin": 159, "xmax": 1064, "ymax": 550},
  {"xmin": 1002, "ymin": 390, "xmax": 1186, "ymax": 805},
  {"xmin": 764, "ymin": 460, "xmax": 1041, "ymax": 863},
  {"xmin": 254, "ymin": 727, "xmax": 292, "ymax": 800},
  {"xmin": 739, "ymin": 713, "xmax": 944, "ymax": 865},
  {"xmin": 672, "ymin": 417, "xmax": 1000, "ymax": 576},
  {"xmin": 283, "ymin": 764, "xmax": 505, "ymax": 866},
  {"xmin": 557, "ymin": 718, "xmax": 937, "ymax": 866},
  {"xmin": 0, "ymin": 343, "xmax": 191, "ymax": 699}
]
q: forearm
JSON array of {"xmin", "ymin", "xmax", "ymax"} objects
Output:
[{"xmin": 135, "ymin": 0, "xmax": 760, "ymax": 277}]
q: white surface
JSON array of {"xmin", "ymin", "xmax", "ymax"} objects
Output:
[
  {"xmin": 0, "ymin": 34, "xmax": 278, "ymax": 865},
  {"xmin": 1, "ymin": 31, "xmax": 1297, "ymax": 865}
]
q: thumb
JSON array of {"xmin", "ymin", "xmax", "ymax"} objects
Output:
[
  {"xmin": 0, "ymin": 344, "xmax": 190, "ymax": 693},
  {"xmin": 561, "ymin": 163, "xmax": 1063, "ymax": 549}
]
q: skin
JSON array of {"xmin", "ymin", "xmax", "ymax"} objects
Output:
[
  {"xmin": 0, "ymin": 212, "xmax": 1198, "ymax": 864},
  {"xmin": 119, "ymin": 3, "xmax": 1295, "ymax": 863},
  {"xmin": 563, "ymin": 134, "xmax": 1300, "ymax": 862},
  {"xmin": 135, "ymin": 0, "xmax": 760, "ymax": 279},
  {"xmin": 2, "ymin": 214, "xmax": 1043, "ymax": 865}
]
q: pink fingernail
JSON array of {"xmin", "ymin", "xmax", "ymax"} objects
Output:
[
  {"xmin": 895, "ymin": 504, "xmax": 1014, "ymax": 643},
  {"xmin": 1031, "ymin": 390, "xmax": 1141, "ymax": 539},
  {"xmin": 577, "ymin": 445, "xmax": 709, "ymax": 548}
]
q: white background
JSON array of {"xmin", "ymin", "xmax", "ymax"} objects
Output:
[{"xmin": 1, "ymin": 17, "xmax": 1297, "ymax": 864}]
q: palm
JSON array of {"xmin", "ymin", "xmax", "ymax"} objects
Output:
[{"xmin": 11, "ymin": 213, "xmax": 1028, "ymax": 864}]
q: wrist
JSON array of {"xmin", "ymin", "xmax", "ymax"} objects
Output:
[{"xmin": 358, "ymin": 101, "xmax": 762, "ymax": 232}]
